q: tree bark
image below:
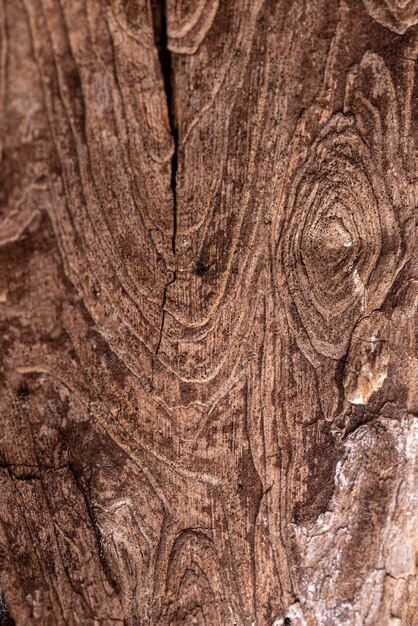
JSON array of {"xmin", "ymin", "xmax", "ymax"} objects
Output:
[{"xmin": 0, "ymin": 1, "xmax": 417, "ymax": 624}]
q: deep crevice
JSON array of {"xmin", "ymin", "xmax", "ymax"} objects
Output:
[
  {"xmin": 151, "ymin": 0, "xmax": 178, "ymax": 255},
  {"xmin": 151, "ymin": 0, "xmax": 178, "ymax": 356}
]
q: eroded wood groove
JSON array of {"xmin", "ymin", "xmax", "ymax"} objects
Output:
[{"xmin": 0, "ymin": 0, "xmax": 417, "ymax": 625}]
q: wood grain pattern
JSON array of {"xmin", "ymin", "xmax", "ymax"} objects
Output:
[{"xmin": 0, "ymin": 0, "xmax": 417, "ymax": 624}]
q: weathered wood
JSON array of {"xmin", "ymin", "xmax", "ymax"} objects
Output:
[{"xmin": 0, "ymin": 0, "xmax": 417, "ymax": 624}]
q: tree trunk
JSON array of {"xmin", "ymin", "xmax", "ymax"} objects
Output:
[{"xmin": 0, "ymin": 1, "xmax": 417, "ymax": 624}]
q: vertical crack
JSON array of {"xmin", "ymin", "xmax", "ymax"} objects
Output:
[
  {"xmin": 151, "ymin": 0, "xmax": 178, "ymax": 255},
  {"xmin": 154, "ymin": 271, "xmax": 176, "ymax": 355},
  {"xmin": 151, "ymin": 0, "xmax": 178, "ymax": 355}
]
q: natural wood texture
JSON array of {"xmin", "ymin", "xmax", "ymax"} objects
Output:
[{"xmin": 0, "ymin": 1, "xmax": 417, "ymax": 624}]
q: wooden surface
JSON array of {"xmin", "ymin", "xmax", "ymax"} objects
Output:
[{"xmin": 0, "ymin": 0, "xmax": 417, "ymax": 624}]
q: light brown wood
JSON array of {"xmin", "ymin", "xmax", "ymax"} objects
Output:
[{"xmin": 0, "ymin": 1, "xmax": 417, "ymax": 624}]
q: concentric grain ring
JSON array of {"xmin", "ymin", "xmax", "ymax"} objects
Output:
[
  {"xmin": 362, "ymin": 0, "xmax": 418, "ymax": 34},
  {"xmin": 277, "ymin": 115, "xmax": 400, "ymax": 360}
]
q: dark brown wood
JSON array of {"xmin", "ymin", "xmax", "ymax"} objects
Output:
[{"xmin": 0, "ymin": 1, "xmax": 417, "ymax": 624}]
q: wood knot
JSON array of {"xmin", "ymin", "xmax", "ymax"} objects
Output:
[{"xmin": 276, "ymin": 115, "xmax": 400, "ymax": 360}]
